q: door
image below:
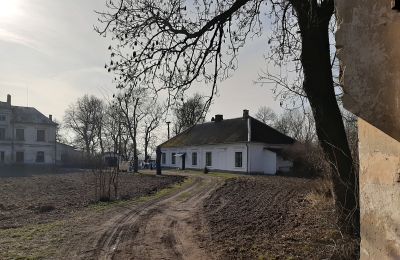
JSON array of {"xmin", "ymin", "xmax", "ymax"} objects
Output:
[
  {"xmin": 181, "ymin": 154, "xmax": 186, "ymax": 170},
  {"xmin": 217, "ymin": 148, "xmax": 226, "ymax": 170}
]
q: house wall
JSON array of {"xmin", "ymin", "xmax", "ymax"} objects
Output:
[
  {"xmin": 12, "ymin": 123, "xmax": 56, "ymax": 164},
  {"xmin": 161, "ymin": 143, "xmax": 292, "ymax": 174},
  {"xmin": 0, "ymin": 119, "xmax": 56, "ymax": 164},
  {"xmin": 248, "ymin": 143, "xmax": 276, "ymax": 174},
  {"xmin": 161, "ymin": 143, "xmax": 248, "ymax": 173}
]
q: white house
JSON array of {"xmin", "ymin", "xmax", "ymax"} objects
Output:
[
  {"xmin": 159, "ymin": 110, "xmax": 295, "ymax": 175},
  {"xmin": 0, "ymin": 94, "xmax": 57, "ymax": 165}
]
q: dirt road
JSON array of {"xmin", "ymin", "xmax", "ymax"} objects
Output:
[{"xmin": 74, "ymin": 172, "xmax": 221, "ymax": 260}]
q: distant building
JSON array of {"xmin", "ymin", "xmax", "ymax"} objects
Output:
[
  {"xmin": 103, "ymin": 151, "xmax": 119, "ymax": 167},
  {"xmin": 56, "ymin": 142, "xmax": 83, "ymax": 167},
  {"xmin": 159, "ymin": 110, "xmax": 295, "ymax": 174},
  {"xmin": 0, "ymin": 94, "xmax": 57, "ymax": 165}
]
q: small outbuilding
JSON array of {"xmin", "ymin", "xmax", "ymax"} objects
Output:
[{"xmin": 159, "ymin": 110, "xmax": 295, "ymax": 174}]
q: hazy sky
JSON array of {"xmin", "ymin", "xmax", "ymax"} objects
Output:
[{"xmin": 0, "ymin": 0, "xmax": 282, "ymax": 126}]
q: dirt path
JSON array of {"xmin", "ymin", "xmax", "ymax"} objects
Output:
[{"xmin": 74, "ymin": 173, "xmax": 220, "ymax": 260}]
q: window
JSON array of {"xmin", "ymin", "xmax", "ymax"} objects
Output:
[
  {"xmin": 37, "ymin": 130, "xmax": 45, "ymax": 142},
  {"xmin": 0, "ymin": 152, "xmax": 4, "ymax": 163},
  {"xmin": 235, "ymin": 152, "xmax": 243, "ymax": 168},
  {"xmin": 0, "ymin": 115, "xmax": 5, "ymax": 121},
  {"xmin": 192, "ymin": 152, "xmax": 197, "ymax": 166},
  {"xmin": 171, "ymin": 153, "xmax": 176, "ymax": 164},
  {"xmin": 205, "ymin": 152, "xmax": 212, "ymax": 167},
  {"xmin": 162, "ymin": 153, "xmax": 166, "ymax": 164},
  {"xmin": 16, "ymin": 129, "xmax": 24, "ymax": 141},
  {"xmin": 36, "ymin": 151, "xmax": 45, "ymax": 163},
  {"xmin": 0, "ymin": 128, "xmax": 5, "ymax": 140},
  {"xmin": 16, "ymin": 152, "xmax": 24, "ymax": 163}
]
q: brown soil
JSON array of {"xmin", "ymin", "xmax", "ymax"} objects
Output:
[
  {"xmin": 71, "ymin": 173, "xmax": 222, "ymax": 260},
  {"xmin": 0, "ymin": 171, "xmax": 357, "ymax": 259},
  {"xmin": 202, "ymin": 176, "xmax": 357, "ymax": 259},
  {"xmin": 0, "ymin": 171, "xmax": 185, "ymax": 229}
]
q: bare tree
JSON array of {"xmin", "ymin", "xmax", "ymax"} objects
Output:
[
  {"xmin": 96, "ymin": 0, "xmax": 358, "ymax": 236},
  {"xmin": 53, "ymin": 118, "xmax": 68, "ymax": 144},
  {"xmin": 172, "ymin": 93, "xmax": 206, "ymax": 135},
  {"xmin": 254, "ymin": 106, "xmax": 276, "ymax": 125},
  {"xmin": 64, "ymin": 95, "xmax": 104, "ymax": 156},
  {"xmin": 103, "ymin": 102, "xmax": 124, "ymax": 159},
  {"xmin": 115, "ymin": 87, "xmax": 147, "ymax": 172},
  {"xmin": 273, "ymin": 109, "xmax": 316, "ymax": 144},
  {"xmin": 142, "ymin": 102, "xmax": 163, "ymax": 162}
]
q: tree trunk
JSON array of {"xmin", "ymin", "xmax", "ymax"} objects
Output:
[
  {"xmin": 144, "ymin": 131, "xmax": 149, "ymax": 163},
  {"xmin": 133, "ymin": 138, "xmax": 139, "ymax": 173},
  {"xmin": 298, "ymin": 12, "xmax": 359, "ymax": 235},
  {"xmin": 156, "ymin": 146, "xmax": 162, "ymax": 175}
]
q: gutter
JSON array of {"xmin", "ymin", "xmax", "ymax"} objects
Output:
[
  {"xmin": 246, "ymin": 116, "xmax": 251, "ymax": 174},
  {"xmin": 245, "ymin": 143, "xmax": 249, "ymax": 174}
]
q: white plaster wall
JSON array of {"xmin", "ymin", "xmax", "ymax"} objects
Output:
[
  {"xmin": 161, "ymin": 143, "xmax": 248, "ymax": 172},
  {"xmin": 248, "ymin": 143, "xmax": 278, "ymax": 174},
  {"xmin": 0, "ymin": 123, "xmax": 56, "ymax": 165},
  {"xmin": 161, "ymin": 142, "xmax": 288, "ymax": 175},
  {"xmin": 262, "ymin": 149, "xmax": 277, "ymax": 174}
]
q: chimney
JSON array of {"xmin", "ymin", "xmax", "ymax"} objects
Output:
[
  {"xmin": 214, "ymin": 114, "xmax": 223, "ymax": 122},
  {"xmin": 6, "ymin": 94, "xmax": 11, "ymax": 105},
  {"xmin": 49, "ymin": 115, "xmax": 53, "ymax": 121},
  {"xmin": 243, "ymin": 109, "xmax": 249, "ymax": 119}
]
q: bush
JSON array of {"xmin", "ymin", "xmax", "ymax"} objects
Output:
[
  {"xmin": 282, "ymin": 142, "xmax": 330, "ymax": 178},
  {"xmin": 203, "ymin": 167, "xmax": 209, "ymax": 174}
]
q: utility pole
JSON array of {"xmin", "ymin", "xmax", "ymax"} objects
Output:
[{"xmin": 166, "ymin": 121, "xmax": 171, "ymax": 139}]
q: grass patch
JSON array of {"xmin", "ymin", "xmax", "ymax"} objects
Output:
[
  {"xmin": 89, "ymin": 176, "xmax": 194, "ymax": 211},
  {"xmin": 136, "ymin": 176, "xmax": 195, "ymax": 202},
  {"xmin": 207, "ymin": 172, "xmax": 242, "ymax": 179},
  {"xmin": 0, "ymin": 221, "xmax": 65, "ymax": 260},
  {"xmin": 177, "ymin": 191, "xmax": 192, "ymax": 201}
]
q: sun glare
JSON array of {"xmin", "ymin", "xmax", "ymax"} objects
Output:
[{"xmin": 0, "ymin": 0, "xmax": 21, "ymax": 19}]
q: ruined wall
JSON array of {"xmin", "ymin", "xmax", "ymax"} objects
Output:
[
  {"xmin": 336, "ymin": 0, "xmax": 400, "ymax": 142},
  {"xmin": 335, "ymin": 1, "xmax": 400, "ymax": 258},
  {"xmin": 358, "ymin": 119, "xmax": 400, "ymax": 259}
]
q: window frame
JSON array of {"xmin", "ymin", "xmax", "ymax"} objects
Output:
[
  {"xmin": 0, "ymin": 128, "xmax": 5, "ymax": 140},
  {"xmin": 235, "ymin": 152, "xmax": 243, "ymax": 168},
  {"xmin": 171, "ymin": 152, "xmax": 176, "ymax": 165},
  {"xmin": 37, "ymin": 129, "xmax": 45, "ymax": 142},
  {"xmin": 161, "ymin": 153, "xmax": 166, "ymax": 164},
  {"xmin": 16, "ymin": 151, "xmax": 24, "ymax": 163},
  {"xmin": 192, "ymin": 152, "xmax": 197, "ymax": 166},
  {"xmin": 205, "ymin": 152, "xmax": 212, "ymax": 167},
  {"xmin": 16, "ymin": 129, "xmax": 25, "ymax": 141},
  {"xmin": 36, "ymin": 151, "xmax": 45, "ymax": 163}
]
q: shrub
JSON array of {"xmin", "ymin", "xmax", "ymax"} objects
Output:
[
  {"xmin": 203, "ymin": 167, "xmax": 209, "ymax": 174},
  {"xmin": 281, "ymin": 142, "xmax": 330, "ymax": 178}
]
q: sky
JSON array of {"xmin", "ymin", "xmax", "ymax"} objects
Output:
[{"xmin": 0, "ymin": 0, "xmax": 282, "ymax": 128}]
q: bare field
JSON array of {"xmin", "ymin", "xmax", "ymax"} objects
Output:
[
  {"xmin": 0, "ymin": 171, "xmax": 357, "ymax": 259},
  {"xmin": 201, "ymin": 176, "xmax": 357, "ymax": 259},
  {"xmin": 0, "ymin": 171, "xmax": 185, "ymax": 229}
]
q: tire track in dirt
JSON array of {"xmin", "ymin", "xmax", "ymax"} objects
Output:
[
  {"xmin": 110, "ymin": 175, "xmax": 220, "ymax": 260},
  {"xmin": 74, "ymin": 173, "xmax": 221, "ymax": 260}
]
